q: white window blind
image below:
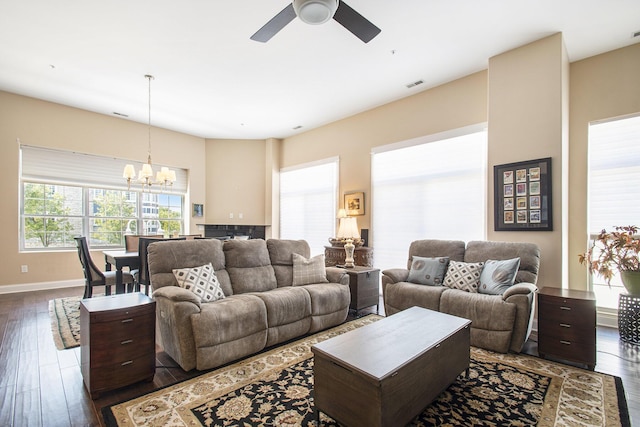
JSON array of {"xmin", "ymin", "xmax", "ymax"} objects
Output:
[
  {"xmin": 20, "ymin": 145, "xmax": 188, "ymax": 194},
  {"xmin": 280, "ymin": 158, "xmax": 338, "ymax": 256},
  {"xmin": 588, "ymin": 115, "xmax": 640, "ymax": 232},
  {"xmin": 587, "ymin": 114, "xmax": 640, "ymax": 308},
  {"xmin": 372, "ymin": 126, "xmax": 487, "ymax": 270}
]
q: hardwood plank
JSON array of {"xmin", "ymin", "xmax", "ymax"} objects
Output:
[
  {"xmin": 0, "ymin": 384, "xmax": 16, "ymax": 426},
  {"xmin": 16, "ymin": 350, "xmax": 40, "ymax": 393},
  {"xmin": 39, "ymin": 360, "xmax": 72, "ymax": 427},
  {"xmin": 14, "ymin": 388, "xmax": 42, "ymax": 427},
  {"xmin": 60, "ymin": 365, "xmax": 99, "ymax": 426}
]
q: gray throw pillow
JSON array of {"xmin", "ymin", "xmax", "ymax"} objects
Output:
[
  {"xmin": 444, "ymin": 260, "xmax": 484, "ymax": 293},
  {"xmin": 479, "ymin": 257, "xmax": 521, "ymax": 295},
  {"xmin": 407, "ymin": 256, "xmax": 449, "ymax": 286},
  {"xmin": 292, "ymin": 253, "xmax": 329, "ymax": 286}
]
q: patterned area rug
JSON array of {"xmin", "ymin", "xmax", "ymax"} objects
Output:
[
  {"xmin": 103, "ymin": 315, "xmax": 630, "ymax": 427},
  {"xmin": 48, "ymin": 296, "xmax": 82, "ymax": 350}
]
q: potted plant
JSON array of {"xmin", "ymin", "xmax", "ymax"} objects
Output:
[{"xmin": 579, "ymin": 225, "xmax": 640, "ymax": 295}]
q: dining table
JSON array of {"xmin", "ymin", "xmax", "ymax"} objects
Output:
[{"xmin": 103, "ymin": 250, "xmax": 140, "ymax": 294}]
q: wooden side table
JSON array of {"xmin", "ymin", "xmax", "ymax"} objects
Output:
[
  {"xmin": 80, "ymin": 293, "xmax": 156, "ymax": 399},
  {"xmin": 343, "ymin": 266, "xmax": 380, "ymax": 315},
  {"xmin": 325, "ymin": 246, "xmax": 374, "ymax": 267},
  {"xmin": 537, "ymin": 287, "xmax": 596, "ymax": 370}
]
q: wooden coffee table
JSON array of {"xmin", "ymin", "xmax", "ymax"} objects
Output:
[{"xmin": 312, "ymin": 306, "xmax": 471, "ymax": 427}]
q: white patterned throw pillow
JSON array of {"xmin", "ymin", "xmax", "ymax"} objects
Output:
[
  {"xmin": 292, "ymin": 253, "xmax": 329, "ymax": 286},
  {"xmin": 443, "ymin": 260, "xmax": 484, "ymax": 293},
  {"xmin": 172, "ymin": 263, "xmax": 225, "ymax": 303}
]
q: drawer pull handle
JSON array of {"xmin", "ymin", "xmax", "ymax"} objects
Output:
[
  {"xmin": 121, "ymin": 360, "xmax": 133, "ymax": 366},
  {"xmin": 435, "ymin": 344, "xmax": 441, "ymax": 348},
  {"xmin": 560, "ymin": 340, "xmax": 571, "ymax": 345},
  {"xmin": 560, "ymin": 323, "xmax": 571, "ymax": 328},
  {"xmin": 560, "ymin": 306, "xmax": 571, "ymax": 311},
  {"xmin": 121, "ymin": 339, "xmax": 133, "ymax": 345},
  {"xmin": 121, "ymin": 318, "xmax": 134, "ymax": 323}
]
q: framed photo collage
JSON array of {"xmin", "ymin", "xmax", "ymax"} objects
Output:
[{"xmin": 494, "ymin": 157, "xmax": 552, "ymax": 231}]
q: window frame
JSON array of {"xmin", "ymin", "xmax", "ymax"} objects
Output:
[{"xmin": 19, "ymin": 145, "xmax": 186, "ymax": 252}]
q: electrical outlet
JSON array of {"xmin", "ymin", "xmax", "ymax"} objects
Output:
[
  {"xmin": 239, "ymin": 213, "xmax": 243, "ymax": 219},
  {"xmin": 21, "ymin": 265, "xmax": 28, "ymax": 273},
  {"xmin": 229, "ymin": 213, "xmax": 234, "ymax": 219}
]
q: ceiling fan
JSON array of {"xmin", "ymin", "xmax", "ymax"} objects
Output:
[{"xmin": 250, "ymin": 0, "xmax": 381, "ymax": 43}]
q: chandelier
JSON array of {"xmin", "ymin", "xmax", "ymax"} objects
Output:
[{"xmin": 123, "ymin": 74, "xmax": 176, "ymax": 191}]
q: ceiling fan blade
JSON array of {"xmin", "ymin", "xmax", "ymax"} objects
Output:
[
  {"xmin": 333, "ymin": 1, "xmax": 381, "ymax": 43},
  {"xmin": 250, "ymin": 4, "xmax": 297, "ymax": 43}
]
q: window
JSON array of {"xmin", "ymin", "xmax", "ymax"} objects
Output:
[
  {"xmin": 587, "ymin": 114, "xmax": 640, "ymax": 309},
  {"xmin": 372, "ymin": 125, "xmax": 487, "ymax": 270},
  {"xmin": 280, "ymin": 158, "xmax": 338, "ymax": 255},
  {"xmin": 20, "ymin": 145, "xmax": 187, "ymax": 250}
]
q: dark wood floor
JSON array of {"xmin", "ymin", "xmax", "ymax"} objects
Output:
[{"xmin": 1, "ymin": 286, "xmax": 638, "ymax": 426}]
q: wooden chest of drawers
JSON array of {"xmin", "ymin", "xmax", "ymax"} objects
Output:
[
  {"xmin": 537, "ymin": 287, "xmax": 596, "ymax": 370},
  {"xmin": 80, "ymin": 293, "xmax": 156, "ymax": 398}
]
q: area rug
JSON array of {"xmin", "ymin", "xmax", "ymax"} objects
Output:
[
  {"xmin": 48, "ymin": 296, "xmax": 82, "ymax": 350},
  {"xmin": 103, "ymin": 315, "xmax": 630, "ymax": 427}
]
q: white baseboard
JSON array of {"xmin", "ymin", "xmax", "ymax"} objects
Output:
[{"xmin": 0, "ymin": 279, "xmax": 84, "ymax": 294}]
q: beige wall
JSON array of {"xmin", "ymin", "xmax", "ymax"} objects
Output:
[
  {"xmin": 487, "ymin": 33, "xmax": 569, "ymax": 289},
  {"xmin": 0, "ymin": 91, "xmax": 206, "ymax": 289},
  {"xmin": 568, "ymin": 43, "xmax": 640, "ymax": 290},
  {"xmin": 204, "ymin": 138, "xmax": 267, "ymax": 225},
  {"xmin": 281, "ymin": 71, "xmax": 489, "ymax": 236}
]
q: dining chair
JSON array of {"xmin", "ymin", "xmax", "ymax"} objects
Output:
[
  {"xmin": 74, "ymin": 236, "xmax": 135, "ymax": 298},
  {"xmin": 135, "ymin": 236, "xmax": 186, "ymax": 295}
]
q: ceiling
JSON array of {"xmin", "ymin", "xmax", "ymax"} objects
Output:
[{"xmin": 1, "ymin": 1, "xmax": 639, "ymax": 140}]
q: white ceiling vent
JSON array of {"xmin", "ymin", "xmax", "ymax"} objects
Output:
[{"xmin": 405, "ymin": 80, "xmax": 424, "ymax": 89}]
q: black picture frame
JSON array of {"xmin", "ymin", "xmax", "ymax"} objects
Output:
[{"xmin": 494, "ymin": 157, "xmax": 552, "ymax": 231}]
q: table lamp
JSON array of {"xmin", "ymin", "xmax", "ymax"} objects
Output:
[{"xmin": 337, "ymin": 216, "xmax": 360, "ymax": 268}]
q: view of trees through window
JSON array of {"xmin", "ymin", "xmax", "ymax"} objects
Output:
[{"xmin": 22, "ymin": 182, "xmax": 183, "ymax": 250}]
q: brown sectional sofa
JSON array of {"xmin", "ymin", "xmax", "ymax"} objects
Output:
[
  {"xmin": 382, "ymin": 239, "xmax": 540, "ymax": 353},
  {"xmin": 148, "ymin": 238, "xmax": 350, "ymax": 371}
]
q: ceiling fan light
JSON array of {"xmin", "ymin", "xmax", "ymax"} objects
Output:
[{"xmin": 293, "ymin": 0, "xmax": 339, "ymax": 25}]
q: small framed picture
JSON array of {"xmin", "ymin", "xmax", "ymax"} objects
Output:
[
  {"xmin": 344, "ymin": 191, "xmax": 365, "ymax": 216},
  {"xmin": 192, "ymin": 203, "xmax": 204, "ymax": 217}
]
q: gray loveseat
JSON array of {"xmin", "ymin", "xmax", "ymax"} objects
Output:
[
  {"xmin": 382, "ymin": 239, "xmax": 540, "ymax": 353},
  {"xmin": 148, "ymin": 238, "xmax": 350, "ymax": 371}
]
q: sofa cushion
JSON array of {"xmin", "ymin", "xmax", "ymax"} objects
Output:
[
  {"xmin": 147, "ymin": 238, "xmax": 232, "ymax": 296},
  {"xmin": 224, "ymin": 239, "xmax": 277, "ymax": 294},
  {"xmin": 443, "ymin": 260, "xmax": 483, "ymax": 292},
  {"xmin": 408, "ymin": 256, "xmax": 449, "ymax": 286},
  {"xmin": 292, "ymin": 253, "xmax": 328, "ymax": 286},
  {"xmin": 407, "ymin": 240, "xmax": 465, "ymax": 270},
  {"xmin": 465, "ymin": 240, "xmax": 540, "ymax": 285},
  {"xmin": 384, "ymin": 282, "xmax": 447, "ymax": 315},
  {"xmin": 267, "ymin": 239, "xmax": 311, "ymax": 287},
  {"xmin": 479, "ymin": 258, "xmax": 521, "ymax": 295},
  {"xmin": 172, "ymin": 263, "xmax": 225, "ymax": 302}
]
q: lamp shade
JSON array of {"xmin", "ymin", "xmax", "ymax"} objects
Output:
[
  {"xmin": 337, "ymin": 217, "xmax": 360, "ymax": 239},
  {"xmin": 123, "ymin": 164, "xmax": 136, "ymax": 179}
]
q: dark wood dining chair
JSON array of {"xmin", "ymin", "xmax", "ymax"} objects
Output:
[
  {"xmin": 74, "ymin": 236, "xmax": 135, "ymax": 298},
  {"xmin": 135, "ymin": 236, "xmax": 186, "ymax": 295}
]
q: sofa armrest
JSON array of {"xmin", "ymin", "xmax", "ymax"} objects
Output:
[
  {"xmin": 153, "ymin": 285, "xmax": 202, "ymax": 308},
  {"xmin": 382, "ymin": 268, "xmax": 410, "ymax": 284},
  {"xmin": 326, "ymin": 266, "xmax": 349, "ymax": 285},
  {"xmin": 502, "ymin": 282, "xmax": 537, "ymax": 301}
]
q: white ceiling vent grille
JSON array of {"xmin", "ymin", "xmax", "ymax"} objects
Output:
[{"xmin": 405, "ymin": 80, "xmax": 424, "ymax": 89}]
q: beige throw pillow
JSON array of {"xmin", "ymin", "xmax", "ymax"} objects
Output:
[{"xmin": 292, "ymin": 253, "xmax": 329, "ymax": 286}]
